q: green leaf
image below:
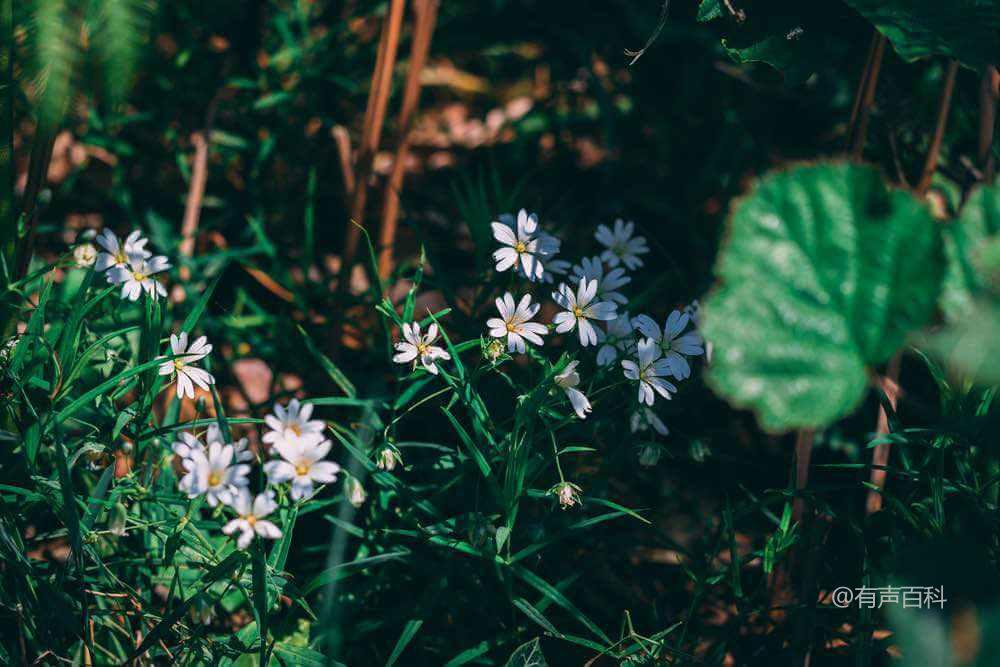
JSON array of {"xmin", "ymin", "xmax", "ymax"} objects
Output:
[
  {"xmin": 941, "ymin": 185, "xmax": 1000, "ymax": 323},
  {"xmin": 698, "ymin": 1, "xmax": 860, "ymax": 83},
  {"xmin": 702, "ymin": 162, "xmax": 942, "ymax": 431},
  {"xmin": 503, "ymin": 637, "xmax": 548, "ymax": 667},
  {"xmin": 386, "ymin": 619, "xmax": 423, "ymax": 666},
  {"xmin": 843, "ymin": 0, "xmax": 1000, "ymax": 70}
]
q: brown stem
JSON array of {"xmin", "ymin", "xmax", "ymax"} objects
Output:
[
  {"xmin": 338, "ymin": 0, "xmax": 406, "ymax": 293},
  {"xmin": 178, "ymin": 132, "xmax": 208, "ymax": 277},
  {"xmin": 978, "ymin": 66, "xmax": 999, "ymax": 183},
  {"xmin": 915, "ymin": 61, "xmax": 959, "ymax": 196},
  {"xmin": 847, "ymin": 33, "xmax": 879, "ymax": 135},
  {"xmin": 377, "ymin": 0, "xmax": 439, "ymax": 280},
  {"xmin": 849, "ymin": 34, "xmax": 887, "ymax": 160},
  {"xmin": 791, "ymin": 429, "xmax": 814, "ymax": 524},
  {"xmin": 332, "ymin": 125, "xmax": 356, "ymax": 196},
  {"xmin": 865, "ymin": 356, "xmax": 901, "ymax": 515}
]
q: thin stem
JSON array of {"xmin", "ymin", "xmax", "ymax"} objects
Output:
[
  {"xmin": 377, "ymin": 0, "xmax": 440, "ymax": 280},
  {"xmin": 849, "ymin": 34, "xmax": 887, "ymax": 160},
  {"xmin": 865, "ymin": 355, "xmax": 901, "ymax": 515},
  {"xmin": 915, "ymin": 60, "xmax": 960, "ymax": 196},
  {"xmin": 338, "ymin": 0, "xmax": 407, "ymax": 293},
  {"xmin": 978, "ymin": 66, "xmax": 999, "ymax": 183}
]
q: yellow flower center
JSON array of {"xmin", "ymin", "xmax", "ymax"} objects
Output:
[
  {"xmin": 417, "ymin": 342, "xmax": 429, "ymax": 355},
  {"xmin": 295, "ymin": 463, "xmax": 310, "ymax": 476},
  {"xmin": 208, "ymin": 472, "xmax": 222, "ymax": 487},
  {"xmin": 115, "ymin": 250, "xmax": 127, "ymax": 264},
  {"xmin": 290, "ymin": 424, "xmax": 302, "ymax": 437},
  {"xmin": 506, "ymin": 322, "xmax": 517, "ymax": 332},
  {"xmin": 514, "ymin": 241, "xmax": 527, "ymax": 253},
  {"xmin": 245, "ymin": 514, "xmax": 257, "ymax": 526},
  {"xmin": 173, "ymin": 359, "xmax": 185, "ymax": 370},
  {"xmin": 572, "ymin": 306, "xmax": 583, "ymax": 317},
  {"xmin": 132, "ymin": 271, "xmax": 146, "ymax": 282}
]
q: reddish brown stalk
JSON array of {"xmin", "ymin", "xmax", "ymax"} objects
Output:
[
  {"xmin": 978, "ymin": 66, "xmax": 999, "ymax": 182},
  {"xmin": 847, "ymin": 33, "xmax": 879, "ymax": 135},
  {"xmin": 915, "ymin": 61, "xmax": 960, "ymax": 196},
  {"xmin": 865, "ymin": 355, "xmax": 901, "ymax": 515},
  {"xmin": 849, "ymin": 34, "xmax": 887, "ymax": 160},
  {"xmin": 178, "ymin": 131, "xmax": 209, "ymax": 281},
  {"xmin": 377, "ymin": 0, "xmax": 440, "ymax": 280},
  {"xmin": 332, "ymin": 125, "xmax": 356, "ymax": 196},
  {"xmin": 338, "ymin": 0, "xmax": 407, "ymax": 293},
  {"xmin": 791, "ymin": 429, "xmax": 815, "ymax": 524}
]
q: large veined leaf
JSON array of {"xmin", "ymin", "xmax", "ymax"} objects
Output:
[
  {"xmin": 931, "ymin": 185, "xmax": 1000, "ymax": 383},
  {"xmin": 843, "ymin": 0, "xmax": 1000, "ymax": 71},
  {"xmin": 941, "ymin": 185, "xmax": 1000, "ymax": 323},
  {"xmin": 702, "ymin": 162, "xmax": 942, "ymax": 431}
]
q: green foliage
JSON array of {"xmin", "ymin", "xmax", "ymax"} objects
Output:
[
  {"xmin": 843, "ymin": 0, "xmax": 1000, "ymax": 70},
  {"xmin": 702, "ymin": 162, "xmax": 942, "ymax": 431}
]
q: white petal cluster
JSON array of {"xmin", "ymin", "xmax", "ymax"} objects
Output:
[
  {"xmin": 262, "ymin": 398, "xmax": 325, "ymax": 446},
  {"xmin": 222, "ymin": 490, "xmax": 282, "ymax": 549},
  {"xmin": 95, "ymin": 229, "xmax": 172, "ymax": 301},
  {"xmin": 158, "ymin": 333, "xmax": 216, "ymax": 400},
  {"xmin": 595, "ymin": 219, "xmax": 649, "ymax": 270},
  {"xmin": 264, "ymin": 433, "xmax": 342, "ymax": 500},
  {"xmin": 171, "ymin": 397, "xmax": 345, "ymax": 551},
  {"xmin": 393, "ymin": 322, "xmax": 451, "ymax": 375},
  {"xmin": 552, "ymin": 278, "xmax": 617, "ymax": 347},
  {"xmin": 492, "ymin": 210, "xmax": 561, "ymax": 282},
  {"xmin": 554, "ymin": 360, "xmax": 591, "ymax": 419},
  {"xmin": 487, "ymin": 292, "xmax": 548, "ymax": 353},
  {"xmin": 621, "ymin": 338, "xmax": 677, "ymax": 406},
  {"xmin": 631, "ymin": 310, "xmax": 704, "ymax": 380}
]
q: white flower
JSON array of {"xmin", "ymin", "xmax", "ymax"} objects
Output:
[
  {"xmin": 487, "ymin": 292, "xmax": 548, "ymax": 353},
  {"xmin": 571, "ymin": 256, "xmax": 630, "ymax": 305},
  {"xmin": 177, "ymin": 441, "xmax": 251, "ymax": 507},
  {"xmin": 553, "ymin": 360, "xmax": 591, "ymax": 419},
  {"xmin": 264, "ymin": 433, "xmax": 342, "ymax": 501},
  {"xmin": 263, "ymin": 399, "xmax": 326, "ymax": 447},
  {"xmin": 552, "ymin": 279, "xmax": 617, "ymax": 346},
  {"xmin": 222, "ymin": 489, "xmax": 282, "ymax": 549},
  {"xmin": 107, "ymin": 254, "xmax": 171, "ymax": 300},
  {"xmin": 595, "ymin": 311, "xmax": 636, "ymax": 366},
  {"xmin": 621, "ymin": 338, "xmax": 677, "ymax": 406},
  {"xmin": 73, "ymin": 243, "xmax": 97, "ymax": 267},
  {"xmin": 345, "ymin": 476, "xmax": 367, "ymax": 507},
  {"xmin": 95, "ymin": 229, "xmax": 152, "ymax": 272},
  {"xmin": 630, "ymin": 407, "xmax": 669, "ymax": 436},
  {"xmin": 392, "ymin": 322, "xmax": 451, "ymax": 375},
  {"xmin": 174, "ymin": 425, "xmax": 254, "ymax": 463},
  {"xmin": 492, "ymin": 209, "xmax": 550, "ymax": 281},
  {"xmin": 550, "ymin": 481, "xmax": 582, "ymax": 509},
  {"xmin": 158, "ymin": 333, "xmax": 215, "ymax": 400},
  {"xmin": 632, "ymin": 310, "xmax": 704, "ymax": 380},
  {"xmin": 595, "ymin": 219, "xmax": 649, "ymax": 270}
]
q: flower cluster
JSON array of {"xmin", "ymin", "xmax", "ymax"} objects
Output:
[
  {"xmin": 172, "ymin": 398, "xmax": 348, "ymax": 549},
  {"xmin": 85, "ymin": 228, "xmax": 219, "ymax": 401},
  {"xmin": 388, "ymin": 209, "xmax": 704, "ymax": 500}
]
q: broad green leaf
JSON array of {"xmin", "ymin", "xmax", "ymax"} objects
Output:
[
  {"xmin": 843, "ymin": 0, "xmax": 1000, "ymax": 70},
  {"xmin": 504, "ymin": 637, "xmax": 548, "ymax": 667},
  {"xmin": 702, "ymin": 162, "xmax": 942, "ymax": 431},
  {"xmin": 941, "ymin": 185, "xmax": 1000, "ymax": 323}
]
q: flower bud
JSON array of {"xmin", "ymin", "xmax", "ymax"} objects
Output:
[
  {"xmin": 376, "ymin": 446, "xmax": 402, "ymax": 472},
  {"xmin": 550, "ymin": 481, "xmax": 582, "ymax": 509},
  {"xmin": 345, "ymin": 476, "xmax": 366, "ymax": 508}
]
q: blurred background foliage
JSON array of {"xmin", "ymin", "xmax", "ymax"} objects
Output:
[{"xmin": 5, "ymin": 0, "xmax": 1000, "ymax": 664}]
